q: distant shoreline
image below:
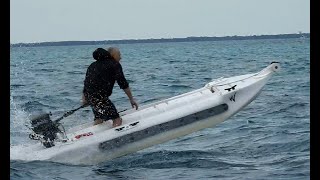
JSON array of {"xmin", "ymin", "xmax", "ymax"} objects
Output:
[{"xmin": 11, "ymin": 33, "xmax": 309, "ymax": 47}]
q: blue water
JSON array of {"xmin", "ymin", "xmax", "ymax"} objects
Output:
[{"xmin": 10, "ymin": 38, "xmax": 310, "ymax": 179}]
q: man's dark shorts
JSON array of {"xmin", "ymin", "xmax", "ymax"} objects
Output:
[{"xmin": 89, "ymin": 97, "xmax": 120, "ymax": 121}]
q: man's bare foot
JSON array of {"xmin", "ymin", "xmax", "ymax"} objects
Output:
[
  {"xmin": 94, "ymin": 119, "xmax": 103, "ymax": 125},
  {"xmin": 112, "ymin": 118, "xmax": 122, "ymax": 127}
]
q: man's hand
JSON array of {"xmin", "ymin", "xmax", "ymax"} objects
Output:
[
  {"xmin": 123, "ymin": 87, "xmax": 138, "ymax": 110},
  {"xmin": 130, "ymin": 99, "xmax": 138, "ymax": 110},
  {"xmin": 82, "ymin": 94, "xmax": 89, "ymax": 106}
]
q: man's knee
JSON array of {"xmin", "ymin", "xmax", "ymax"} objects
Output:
[
  {"xmin": 112, "ymin": 117, "xmax": 122, "ymax": 127},
  {"xmin": 94, "ymin": 119, "xmax": 104, "ymax": 125}
]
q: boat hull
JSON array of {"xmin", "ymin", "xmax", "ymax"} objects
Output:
[{"xmin": 10, "ymin": 63, "xmax": 280, "ymax": 165}]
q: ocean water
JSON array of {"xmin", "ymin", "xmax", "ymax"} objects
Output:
[{"xmin": 10, "ymin": 38, "xmax": 310, "ymax": 179}]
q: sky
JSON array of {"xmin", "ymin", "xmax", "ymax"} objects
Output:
[{"xmin": 10, "ymin": 0, "xmax": 310, "ymax": 43}]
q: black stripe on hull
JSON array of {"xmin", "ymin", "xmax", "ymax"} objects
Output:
[{"xmin": 99, "ymin": 103, "xmax": 228, "ymax": 151}]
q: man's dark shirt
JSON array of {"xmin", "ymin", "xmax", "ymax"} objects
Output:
[{"xmin": 83, "ymin": 58, "xmax": 129, "ymax": 101}]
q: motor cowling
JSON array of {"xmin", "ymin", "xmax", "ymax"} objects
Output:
[{"xmin": 29, "ymin": 113, "xmax": 61, "ymax": 148}]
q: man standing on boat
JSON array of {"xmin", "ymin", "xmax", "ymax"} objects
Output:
[{"xmin": 82, "ymin": 47, "xmax": 138, "ymax": 127}]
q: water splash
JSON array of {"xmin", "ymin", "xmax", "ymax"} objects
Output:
[{"xmin": 10, "ymin": 95, "xmax": 31, "ymax": 131}]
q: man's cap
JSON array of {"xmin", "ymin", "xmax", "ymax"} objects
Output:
[{"xmin": 92, "ymin": 48, "xmax": 111, "ymax": 61}]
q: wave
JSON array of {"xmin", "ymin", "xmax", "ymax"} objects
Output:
[
  {"xmin": 20, "ymin": 101, "xmax": 52, "ymax": 112},
  {"xmin": 66, "ymin": 71, "xmax": 83, "ymax": 75},
  {"xmin": 141, "ymin": 98, "xmax": 161, "ymax": 104},
  {"xmin": 11, "ymin": 84, "xmax": 26, "ymax": 88},
  {"xmin": 263, "ymin": 101, "xmax": 309, "ymax": 116},
  {"xmin": 168, "ymin": 84, "xmax": 191, "ymax": 89},
  {"xmin": 249, "ymin": 138, "xmax": 309, "ymax": 157},
  {"xmin": 96, "ymin": 149, "xmax": 255, "ymax": 170},
  {"xmin": 39, "ymin": 68, "xmax": 57, "ymax": 72}
]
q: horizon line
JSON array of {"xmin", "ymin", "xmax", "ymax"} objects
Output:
[{"xmin": 10, "ymin": 32, "xmax": 310, "ymax": 45}]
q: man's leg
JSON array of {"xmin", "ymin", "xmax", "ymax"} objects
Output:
[
  {"xmin": 112, "ymin": 117, "xmax": 122, "ymax": 127},
  {"xmin": 94, "ymin": 118, "xmax": 104, "ymax": 125},
  {"xmin": 92, "ymin": 97, "xmax": 121, "ymax": 127},
  {"xmin": 91, "ymin": 100, "xmax": 106, "ymax": 125}
]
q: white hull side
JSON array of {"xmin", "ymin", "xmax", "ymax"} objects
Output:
[{"xmin": 10, "ymin": 63, "xmax": 279, "ymax": 165}]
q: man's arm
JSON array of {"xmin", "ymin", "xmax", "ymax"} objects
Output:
[
  {"xmin": 114, "ymin": 63, "xmax": 138, "ymax": 110},
  {"xmin": 82, "ymin": 93, "xmax": 87, "ymax": 105},
  {"xmin": 123, "ymin": 87, "xmax": 138, "ymax": 110},
  {"xmin": 81, "ymin": 89, "xmax": 90, "ymax": 107}
]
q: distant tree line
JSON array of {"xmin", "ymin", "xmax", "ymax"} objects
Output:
[{"xmin": 11, "ymin": 33, "xmax": 310, "ymax": 47}]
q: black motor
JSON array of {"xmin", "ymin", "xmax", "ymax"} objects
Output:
[
  {"xmin": 28, "ymin": 104, "xmax": 86, "ymax": 148},
  {"xmin": 29, "ymin": 113, "xmax": 61, "ymax": 148}
]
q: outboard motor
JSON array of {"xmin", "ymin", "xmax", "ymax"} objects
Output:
[
  {"xmin": 29, "ymin": 113, "xmax": 62, "ymax": 148},
  {"xmin": 27, "ymin": 104, "xmax": 86, "ymax": 148}
]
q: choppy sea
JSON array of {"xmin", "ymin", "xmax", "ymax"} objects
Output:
[{"xmin": 10, "ymin": 38, "xmax": 310, "ymax": 179}]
